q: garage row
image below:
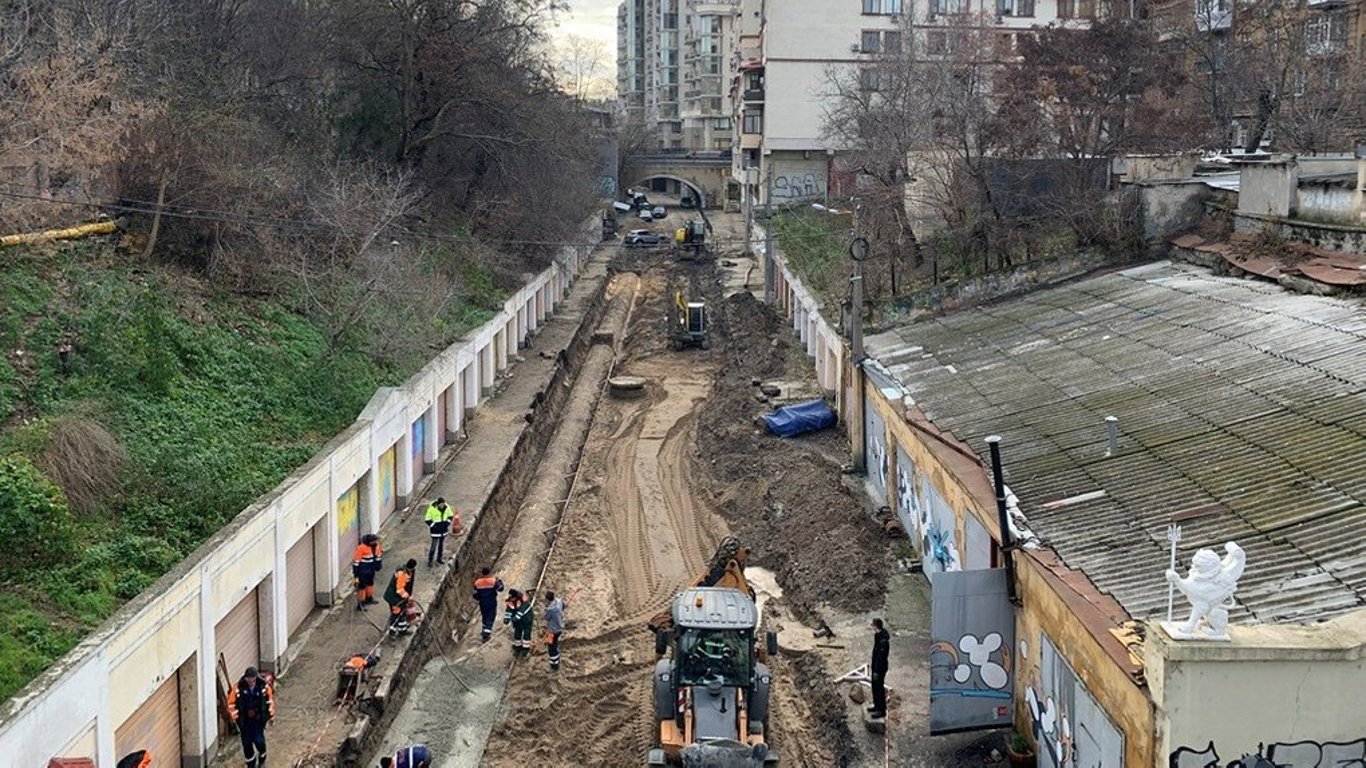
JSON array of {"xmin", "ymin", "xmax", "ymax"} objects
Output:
[{"xmin": 7, "ymin": 252, "xmax": 583, "ymax": 768}]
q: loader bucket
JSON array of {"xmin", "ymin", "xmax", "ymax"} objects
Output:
[{"xmin": 680, "ymin": 740, "xmax": 777, "ymax": 768}]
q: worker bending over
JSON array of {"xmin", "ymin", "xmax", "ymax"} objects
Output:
[
  {"xmin": 385, "ymin": 559, "xmax": 418, "ymax": 636},
  {"xmin": 379, "ymin": 744, "xmax": 432, "ymax": 768},
  {"xmin": 504, "ymin": 588, "xmax": 535, "ymax": 657}
]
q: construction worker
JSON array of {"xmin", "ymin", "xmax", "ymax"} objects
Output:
[
  {"xmin": 379, "ymin": 744, "xmax": 432, "ymax": 768},
  {"xmin": 116, "ymin": 751, "xmax": 152, "ymax": 768},
  {"xmin": 472, "ymin": 567, "xmax": 504, "ymax": 642},
  {"xmin": 385, "ymin": 559, "xmax": 418, "ymax": 636},
  {"xmin": 335, "ymin": 651, "xmax": 381, "ymax": 703},
  {"xmin": 543, "ymin": 590, "xmax": 567, "ymax": 671},
  {"xmin": 504, "ymin": 588, "xmax": 534, "ymax": 657},
  {"xmin": 226, "ymin": 666, "xmax": 275, "ymax": 768},
  {"xmin": 868, "ymin": 618, "xmax": 890, "ymax": 719},
  {"xmin": 351, "ymin": 533, "xmax": 383, "ymax": 610},
  {"xmin": 423, "ymin": 497, "xmax": 458, "ymax": 567}
]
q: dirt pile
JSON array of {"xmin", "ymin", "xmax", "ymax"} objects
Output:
[{"xmin": 699, "ymin": 290, "xmax": 890, "ymax": 621}]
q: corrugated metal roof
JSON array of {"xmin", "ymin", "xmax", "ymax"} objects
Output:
[{"xmin": 867, "ymin": 262, "xmax": 1366, "ymax": 625}]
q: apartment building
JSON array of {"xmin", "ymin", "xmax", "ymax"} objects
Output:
[
  {"xmin": 1146, "ymin": 0, "xmax": 1363, "ymax": 151},
  {"xmin": 729, "ymin": 0, "xmax": 1131, "ymax": 208},
  {"xmin": 618, "ymin": 0, "xmax": 740, "ymax": 150},
  {"xmin": 618, "ymin": 0, "xmax": 647, "ymax": 118}
]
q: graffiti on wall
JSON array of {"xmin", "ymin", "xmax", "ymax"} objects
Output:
[
  {"xmin": 337, "ymin": 485, "xmax": 358, "ymax": 538},
  {"xmin": 895, "ymin": 447, "xmax": 923, "ymax": 545},
  {"xmin": 919, "ymin": 476, "xmax": 961, "ymax": 574},
  {"xmin": 865, "ymin": 404, "xmax": 888, "ymax": 505},
  {"xmin": 379, "ymin": 446, "xmax": 396, "ymax": 516},
  {"xmin": 1029, "ymin": 632, "xmax": 1125, "ymax": 767},
  {"xmin": 411, "ymin": 416, "xmax": 425, "ymax": 485},
  {"xmin": 771, "ymin": 172, "xmax": 824, "ymax": 201},
  {"xmin": 929, "ymin": 569, "xmax": 1015, "ymax": 732},
  {"xmin": 1170, "ymin": 738, "xmax": 1366, "ymax": 768}
]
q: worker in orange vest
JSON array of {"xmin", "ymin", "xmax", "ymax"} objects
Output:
[
  {"xmin": 351, "ymin": 533, "xmax": 383, "ymax": 611},
  {"xmin": 384, "ymin": 559, "xmax": 418, "ymax": 636}
]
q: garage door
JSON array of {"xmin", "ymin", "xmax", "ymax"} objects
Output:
[
  {"xmin": 378, "ymin": 445, "xmax": 397, "ymax": 523},
  {"xmin": 436, "ymin": 389, "xmax": 448, "ymax": 447},
  {"xmin": 216, "ymin": 588, "xmax": 260, "ymax": 682},
  {"xmin": 411, "ymin": 416, "xmax": 425, "ymax": 485},
  {"xmin": 286, "ymin": 529, "xmax": 318, "ymax": 637},
  {"xmin": 115, "ymin": 671, "xmax": 179, "ymax": 767},
  {"xmin": 337, "ymin": 484, "xmax": 361, "ymax": 589},
  {"xmin": 59, "ymin": 720, "xmax": 97, "ymax": 761}
]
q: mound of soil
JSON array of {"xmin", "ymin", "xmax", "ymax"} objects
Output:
[{"xmin": 699, "ymin": 290, "xmax": 890, "ymax": 621}]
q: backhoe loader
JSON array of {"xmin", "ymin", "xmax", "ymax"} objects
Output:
[{"xmin": 647, "ymin": 538, "xmax": 779, "ymax": 767}]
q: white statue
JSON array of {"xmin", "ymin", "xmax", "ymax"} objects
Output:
[{"xmin": 1162, "ymin": 542, "xmax": 1246, "ymax": 641}]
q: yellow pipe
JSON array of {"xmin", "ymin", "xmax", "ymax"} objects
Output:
[{"xmin": 1, "ymin": 220, "xmax": 118, "ymax": 247}]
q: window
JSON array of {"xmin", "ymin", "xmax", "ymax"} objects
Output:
[
  {"xmin": 1305, "ymin": 13, "xmax": 1347, "ymax": 55},
  {"xmin": 930, "ymin": 0, "xmax": 967, "ymax": 14},
  {"xmin": 994, "ymin": 31, "xmax": 1016, "ymax": 57},
  {"xmin": 743, "ymin": 110, "xmax": 763, "ymax": 134},
  {"xmin": 862, "ymin": 0, "xmax": 901, "ymax": 15},
  {"xmin": 859, "ymin": 68, "xmax": 882, "ymax": 91},
  {"xmin": 927, "ymin": 30, "xmax": 948, "ymax": 54},
  {"xmin": 1057, "ymin": 0, "xmax": 1096, "ymax": 18},
  {"xmin": 998, "ymin": 0, "xmax": 1034, "ymax": 15},
  {"xmin": 884, "ymin": 30, "xmax": 902, "ymax": 53},
  {"xmin": 861, "ymin": 30, "xmax": 882, "ymax": 52},
  {"xmin": 713, "ymin": 117, "xmax": 732, "ymax": 129}
]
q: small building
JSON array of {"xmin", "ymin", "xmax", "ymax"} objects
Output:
[{"xmin": 862, "ymin": 260, "xmax": 1366, "ymax": 766}]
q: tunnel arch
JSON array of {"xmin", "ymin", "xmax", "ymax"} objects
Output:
[{"xmin": 628, "ymin": 174, "xmax": 707, "ymax": 210}]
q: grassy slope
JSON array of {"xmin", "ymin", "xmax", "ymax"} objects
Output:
[{"xmin": 0, "ymin": 239, "xmax": 501, "ymax": 700}]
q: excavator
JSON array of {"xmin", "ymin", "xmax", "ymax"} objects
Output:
[{"xmin": 647, "ymin": 537, "xmax": 779, "ymax": 768}]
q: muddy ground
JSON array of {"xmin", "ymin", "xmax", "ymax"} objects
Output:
[{"xmin": 481, "ymin": 213, "xmax": 889, "ymax": 767}]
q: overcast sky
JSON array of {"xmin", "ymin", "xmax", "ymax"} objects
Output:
[{"xmin": 552, "ymin": 0, "xmax": 618, "ymax": 66}]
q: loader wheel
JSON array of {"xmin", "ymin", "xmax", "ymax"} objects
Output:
[{"xmin": 655, "ymin": 629, "xmax": 669, "ymax": 656}]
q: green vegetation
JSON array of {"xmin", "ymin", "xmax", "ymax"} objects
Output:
[
  {"xmin": 0, "ymin": 240, "xmax": 504, "ymax": 701},
  {"xmin": 768, "ymin": 208, "xmax": 853, "ymax": 312}
]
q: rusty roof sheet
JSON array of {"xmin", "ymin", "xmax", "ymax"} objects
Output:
[{"xmin": 867, "ymin": 261, "xmax": 1366, "ymax": 625}]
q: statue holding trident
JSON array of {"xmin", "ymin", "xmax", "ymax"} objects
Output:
[{"xmin": 1163, "ymin": 542, "xmax": 1247, "ymax": 641}]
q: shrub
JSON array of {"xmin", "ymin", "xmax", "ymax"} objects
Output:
[{"xmin": 0, "ymin": 454, "xmax": 76, "ymax": 566}]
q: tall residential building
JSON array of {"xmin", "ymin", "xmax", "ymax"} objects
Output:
[
  {"xmin": 729, "ymin": 0, "xmax": 1135, "ymax": 207},
  {"xmin": 617, "ymin": 0, "xmax": 647, "ymax": 119},
  {"xmin": 618, "ymin": 0, "xmax": 741, "ymax": 150}
]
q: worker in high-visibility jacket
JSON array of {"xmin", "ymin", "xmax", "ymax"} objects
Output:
[
  {"xmin": 226, "ymin": 666, "xmax": 275, "ymax": 768},
  {"xmin": 384, "ymin": 559, "xmax": 418, "ymax": 636},
  {"xmin": 351, "ymin": 533, "xmax": 383, "ymax": 611},
  {"xmin": 504, "ymin": 588, "xmax": 535, "ymax": 657},
  {"xmin": 422, "ymin": 497, "xmax": 460, "ymax": 568}
]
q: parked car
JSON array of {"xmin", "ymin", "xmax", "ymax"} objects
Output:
[
  {"xmin": 624, "ymin": 229, "xmax": 665, "ymax": 247},
  {"xmin": 651, "ymin": 205, "xmax": 666, "ymax": 219},
  {"xmin": 638, "ymin": 208, "xmax": 655, "ymax": 221}
]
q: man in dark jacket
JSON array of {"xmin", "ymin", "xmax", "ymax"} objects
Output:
[
  {"xmin": 472, "ymin": 567, "xmax": 504, "ymax": 642},
  {"xmin": 227, "ymin": 666, "xmax": 275, "ymax": 767},
  {"xmin": 868, "ymin": 618, "xmax": 890, "ymax": 719}
]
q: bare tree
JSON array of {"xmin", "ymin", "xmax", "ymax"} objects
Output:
[{"xmin": 553, "ymin": 34, "xmax": 614, "ymax": 101}]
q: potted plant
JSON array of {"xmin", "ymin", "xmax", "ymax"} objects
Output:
[{"xmin": 1007, "ymin": 731, "xmax": 1035, "ymax": 766}]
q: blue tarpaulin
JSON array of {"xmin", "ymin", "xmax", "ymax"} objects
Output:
[{"xmin": 763, "ymin": 399, "xmax": 836, "ymax": 437}]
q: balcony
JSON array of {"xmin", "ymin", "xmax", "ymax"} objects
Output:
[
  {"xmin": 1193, "ymin": 0, "xmax": 1232, "ymax": 32},
  {"xmin": 743, "ymin": 87, "xmax": 765, "ymax": 103}
]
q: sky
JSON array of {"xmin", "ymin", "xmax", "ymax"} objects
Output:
[{"xmin": 552, "ymin": 0, "xmax": 619, "ymax": 68}]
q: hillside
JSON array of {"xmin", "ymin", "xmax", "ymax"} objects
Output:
[{"xmin": 0, "ymin": 234, "xmax": 506, "ymax": 701}]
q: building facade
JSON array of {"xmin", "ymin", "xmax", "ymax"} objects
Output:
[{"xmin": 618, "ymin": 0, "xmax": 740, "ymax": 150}]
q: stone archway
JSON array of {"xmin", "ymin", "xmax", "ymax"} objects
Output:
[{"xmin": 628, "ymin": 174, "xmax": 707, "ymax": 209}]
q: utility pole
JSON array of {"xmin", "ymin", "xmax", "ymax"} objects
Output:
[
  {"xmin": 763, "ymin": 165, "xmax": 775, "ymax": 306},
  {"xmin": 849, "ymin": 236, "xmax": 869, "ymax": 474}
]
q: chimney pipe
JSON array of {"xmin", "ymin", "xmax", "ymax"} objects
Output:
[
  {"xmin": 985, "ymin": 436, "xmax": 1018, "ymax": 604},
  {"xmin": 1105, "ymin": 416, "xmax": 1119, "ymax": 457}
]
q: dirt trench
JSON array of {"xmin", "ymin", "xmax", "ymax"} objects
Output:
[{"xmin": 480, "ymin": 232, "xmax": 881, "ymax": 767}]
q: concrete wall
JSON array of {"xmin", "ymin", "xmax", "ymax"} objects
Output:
[
  {"xmin": 1147, "ymin": 612, "xmax": 1366, "ymax": 766},
  {"xmin": 1237, "ymin": 160, "xmax": 1298, "ymax": 218},
  {"xmin": 762, "ymin": 223, "xmax": 849, "ymax": 424},
  {"xmin": 1233, "ymin": 211, "xmax": 1366, "ymax": 254},
  {"xmin": 1134, "ymin": 181, "xmax": 1224, "ymax": 244},
  {"xmin": 766, "ymin": 152, "xmax": 830, "ymax": 203},
  {"xmin": 0, "ymin": 222, "xmax": 597, "ymax": 768}
]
